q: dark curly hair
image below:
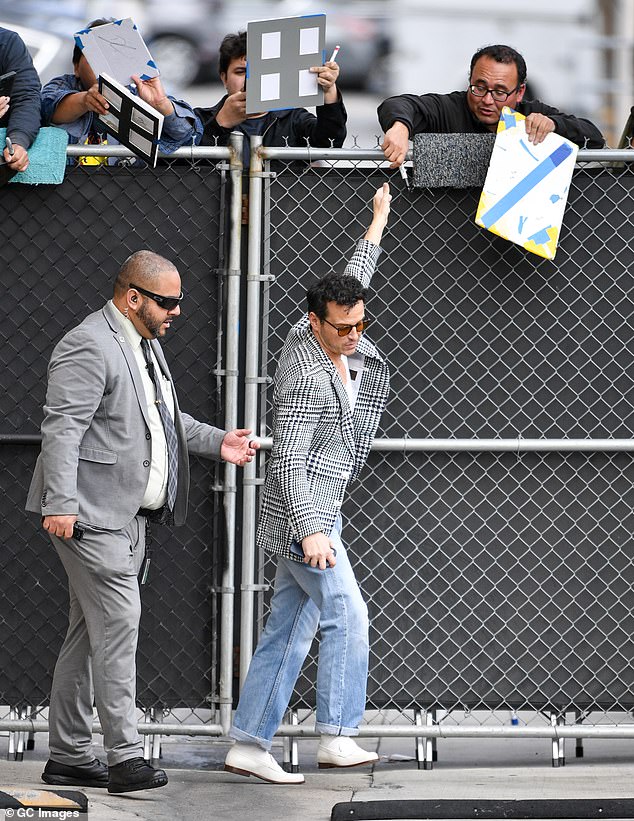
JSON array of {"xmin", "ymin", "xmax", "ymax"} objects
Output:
[
  {"xmin": 218, "ymin": 31, "xmax": 246, "ymax": 76},
  {"xmin": 306, "ymin": 273, "xmax": 367, "ymax": 321}
]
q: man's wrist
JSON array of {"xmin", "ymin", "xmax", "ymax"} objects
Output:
[
  {"xmin": 155, "ymin": 96, "xmax": 174, "ymax": 116},
  {"xmin": 391, "ymin": 119, "xmax": 411, "ymax": 138},
  {"xmin": 214, "ymin": 111, "xmax": 233, "ymax": 129}
]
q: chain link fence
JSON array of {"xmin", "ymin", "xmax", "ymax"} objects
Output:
[
  {"xmin": 240, "ymin": 146, "xmax": 634, "ymax": 761},
  {"xmin": 0, "ymin": 149, "xmax": 235, "ymax": 750},
  {"xmin": 4, "ymin": 140, "xmax": 634, "ymax": 764}
]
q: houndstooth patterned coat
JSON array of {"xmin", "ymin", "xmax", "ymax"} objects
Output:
[{"xmin": 257, "ymin": 238, "xmax": 390, "ymax": 560}]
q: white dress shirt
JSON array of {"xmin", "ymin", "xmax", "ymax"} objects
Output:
[{"xmin": 111, "ymin": 301, "xmax": 176, "ymax": 509}]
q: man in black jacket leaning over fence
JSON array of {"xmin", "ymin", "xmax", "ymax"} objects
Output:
[
  {"xmin": 0, "ymin": 26, "xmax": 41, "ymax": 173},
  {"xmin": 378, "ymin": 43, "xmax": 605, "ymax": 168}
]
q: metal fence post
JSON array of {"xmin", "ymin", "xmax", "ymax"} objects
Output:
[
  {"xmin": 238, "ymin": 135, "xmax": 265, "ymax": 686},
  {"xmin": 218, "ymin": 131, "xmax": 244, "ymax": 733}
]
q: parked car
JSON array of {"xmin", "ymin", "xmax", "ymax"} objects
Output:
[
  {"xmin": 121, "ymin": 0, "xmax": 224, "ymax": 88},
  {"xmin": 0, "ymin": 0, "xmax": 391, "ymax": 92},
  {"xmin": 0, "ymin": 0, "xmax": 224, "ymax": 89},
  {"xmin": 0, "ymin": 3, "xmax": 79, "ymax": 82}
]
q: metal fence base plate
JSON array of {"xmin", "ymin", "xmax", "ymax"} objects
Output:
[{"xmin": 331, "ymin": 799, "xmax": 634, "ymax": 820}]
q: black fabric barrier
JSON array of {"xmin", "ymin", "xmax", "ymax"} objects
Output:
[
  {"xmin": 261, "ymin": 166, "xmax": 634, "ymax": 712},
  {"xmin": 0, "ymin": 164, "xmax": 225, "ymax": 707}
]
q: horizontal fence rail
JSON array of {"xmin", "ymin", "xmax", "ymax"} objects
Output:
[{"xmin": 255, "ymin": 438, "xmax": 634, "ymax": 452}]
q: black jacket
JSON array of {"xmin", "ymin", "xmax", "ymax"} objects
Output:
[
  {"xmin": 378, "ymin": 90, "xmax": 604, "ymax": 149},
  {"xmin": 0, "ymin": 27, "xmax": 41, "ymax": 149},
  {"xmin": 195, "ymin": 93, "xmax": 347, "ymax": 154}
]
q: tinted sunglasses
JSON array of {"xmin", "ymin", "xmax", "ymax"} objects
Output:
[
  {"xmin": 322, "ymin": 317, "xmax": 371, "ymax": 337},
  {"xmin": 129, "ymin": 283, "xmax": 183, "ymax": 311}
]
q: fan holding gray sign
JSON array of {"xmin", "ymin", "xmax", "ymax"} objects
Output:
[{"xmin": 188, "ymin": 22, "xmax": 346, "ymax": 166}]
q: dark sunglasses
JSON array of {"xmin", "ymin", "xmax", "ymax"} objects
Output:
[
  {"xmin": 322, "ymin": 317, "xmax": 371, "ymax": 337},
  {"xmin": 129, "ymin": 283, "xmax": 183, "ymax": 311}
]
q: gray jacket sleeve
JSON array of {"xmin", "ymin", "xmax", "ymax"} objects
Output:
[
  {"xmin": 343, "ymin": 238, "xmax": 382, "ymax": 287},
  {"xmin": 181, "ymin": 412, "xmax": 225, "ymax": 460},
  {"xmin": 39, "ymin": 327, "xmax": 106, "ymax": 515}
]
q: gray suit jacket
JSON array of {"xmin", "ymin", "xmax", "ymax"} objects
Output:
[
  {"xmin": 26, "ymin": 301, "xmax": 225, "ymax": 529},
  {"xmin": 257, "ymin": 239, "xmax": 390, "ymax": 560}
]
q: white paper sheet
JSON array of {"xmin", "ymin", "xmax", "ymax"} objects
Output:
[
  {"xmin": 298, "ymin": 68, "xmax": 317, "ymax": 97},
  {"xmin": 260, "ymin": 73, "xmax": 280, "ymax": 101},
  {"xmin": 75, "ymin": 18, "xmax": 158, "ymax": 85},
  {"xmin": 299, "ymin": 26, "xmax": 320, "ymax": 55},
  {"xmin": 261, "ymin": 31, "xmax": 281, "ymax": 59}
]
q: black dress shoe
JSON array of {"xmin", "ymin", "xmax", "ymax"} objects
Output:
[
  {"xmin": 108, "ymin": 757, "xmax": 168, "ymax": 794},
  {"xmin": 42, "ymin": 757, "xmax": 108, "ymax": 788}
]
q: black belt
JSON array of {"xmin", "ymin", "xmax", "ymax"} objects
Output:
[{"xmin": 137, "ymin": 505, "xmax": 171, "ymax": 523}]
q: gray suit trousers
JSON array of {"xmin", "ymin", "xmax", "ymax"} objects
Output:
[{"xmin": 48, "ymin": 516, "xmax": 146, "ymax": 766}]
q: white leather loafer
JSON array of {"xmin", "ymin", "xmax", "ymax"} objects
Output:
[
  {"xmin": 224, "ymin": 742, "xmax": 304, "ymax": 784},
  {"xmin": 317, "ymin": 735, "xmax": 379, "ymax": 769}
]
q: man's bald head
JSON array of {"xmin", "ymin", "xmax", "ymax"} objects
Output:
[{"xmin": 114, "ymin": 250, "xmax": 179, "ymax": 297}]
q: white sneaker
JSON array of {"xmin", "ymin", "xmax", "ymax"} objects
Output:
[
  {"xmin": 317, "ymin": 735, "xmax": 379, "ymax": 769},
  {"xmin": 224, "ymin": 742, "xmax": 304, "ymax": 784}
]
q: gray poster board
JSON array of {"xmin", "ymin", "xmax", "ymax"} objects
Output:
[{"xmin": 246, "ymin": 14, "xmax": 325, "ymax": 114}]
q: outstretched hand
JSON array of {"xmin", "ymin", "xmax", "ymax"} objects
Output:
[
  {"xmin": 364, "ymin": 182, "xmax": 392, "ymax": 245},
  {"xmin": 221, "ymin": 428, "xmax": 260, "ymax": 466}
]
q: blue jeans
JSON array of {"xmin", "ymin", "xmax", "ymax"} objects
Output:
[{"xmin": 230, "ymin": 519, "xmax": 370, "ymax": 750}]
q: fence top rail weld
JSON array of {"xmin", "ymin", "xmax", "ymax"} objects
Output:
[
  {"xmin": 66, "ymin": 144, "xmax": 232, "ymax": 159},
  {"xmin": 258, "ymin": 146, "xmax": 634, "ymax": 164},
  {"xmin": 256, "ymin": 437, "xmax": 634, "ymax": 452}
]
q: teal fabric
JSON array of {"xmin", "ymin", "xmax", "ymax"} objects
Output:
[{"xmin": 0, "ymin": 126, "xmax": 67, "ymax": 184}]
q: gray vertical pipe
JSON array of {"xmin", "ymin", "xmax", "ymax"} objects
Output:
[
  {"xmin": 218, "ymin": 131, "xmax": 243, "ymax": 733},
  {"xmin": 239, "ymin": 135, "xmax": 264, "ymax": 686}
]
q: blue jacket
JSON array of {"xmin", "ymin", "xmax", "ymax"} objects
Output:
[
  {"xmin": 40, "ymin": 74, "xmax": 198, "ymax": 154},
  {"xmin": 0, "ymin": 27, "xmax": 41, "ymax": 149}
]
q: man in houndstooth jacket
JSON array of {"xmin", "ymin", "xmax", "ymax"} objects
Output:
[{"xmin": 225, "ymin": 184, "xmax": 392, "ymax": 784}]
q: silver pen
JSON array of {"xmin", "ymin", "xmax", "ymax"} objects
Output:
[{"xmin": 399, "ymin": 163, "xmax": 410, "ymax": 190}]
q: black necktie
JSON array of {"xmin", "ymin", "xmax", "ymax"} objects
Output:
[{"xmin": 141, "ymin": 338, "xmax": 178, "ymax": 517}]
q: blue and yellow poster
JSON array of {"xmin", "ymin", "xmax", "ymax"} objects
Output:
[{"xmin": 475, "ymin": 107, "xmax": 578, "ymax": 260}]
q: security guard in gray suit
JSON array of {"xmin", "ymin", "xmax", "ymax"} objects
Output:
[{"xmin": 27, "ymin": 250, "xmax": 258, "ymax": 794}]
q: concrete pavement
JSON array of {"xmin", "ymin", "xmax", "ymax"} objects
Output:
[{"xmin": 1, "ymin": 731, "xmax": 634, "ymax": 820}]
